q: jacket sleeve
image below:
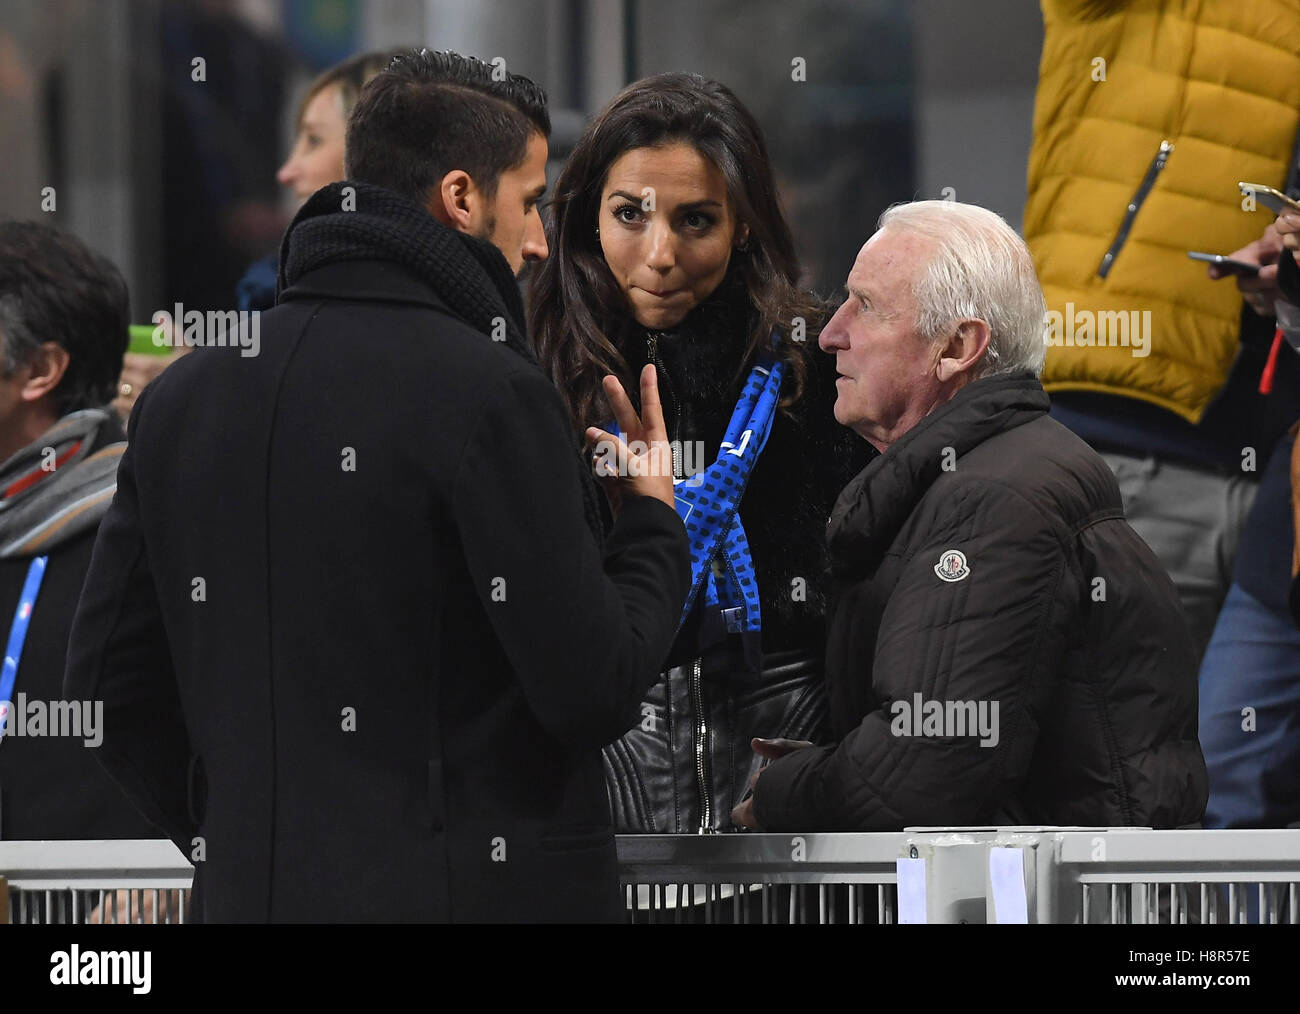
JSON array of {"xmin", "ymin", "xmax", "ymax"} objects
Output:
[
  {"xmin": 753, "ymin": 482, "xmax": 1067, "ymax": 831},
  {"xmin": 64, "ymin": 386, "xmax": 197, "ymax": 851},
  {"xmin": 452, "ymin": 366, "xmax": 691, "ymax": 753}
]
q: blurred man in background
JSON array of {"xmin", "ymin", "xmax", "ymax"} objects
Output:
[{"xmin": 0, "ymin": 220, "xmax": 155, "ymax": 844}]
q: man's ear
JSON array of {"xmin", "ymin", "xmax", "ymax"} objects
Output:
[
  {"xmin": 934, "ymin": 319, "xmax": 991, "ymax": 384},
  {"xmin": 426, "ymin": 169, "xmax": 483, "ymax": 234},
  {"xmin": 20, "ymin": 342, "xmax": 70, "ymax": 404}
]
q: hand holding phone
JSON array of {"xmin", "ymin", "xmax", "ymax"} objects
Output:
[
  {"xmin": 1193, "ymin": 230, "xmax": 1280, "ymax": 315},
  {"xmin": 1188, "ymin": 251, "xmax": 1261, "ymax": 277},
  {"xmin": 1239, "ymin": 181, "xmax": 1300, "ymax": 215}
]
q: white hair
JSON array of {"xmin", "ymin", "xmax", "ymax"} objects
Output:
[{"xmin": 876, "ymin": 200, "xmax": 1047, "ymax": 379}]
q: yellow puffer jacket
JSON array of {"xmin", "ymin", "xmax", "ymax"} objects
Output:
[{"xmin": 1025, "ymin": 0, "xmax": 1300, "ymax": 423}]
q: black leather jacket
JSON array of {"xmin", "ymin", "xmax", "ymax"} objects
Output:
[{"xmin": 601, "ymin": 277, "xmax": 871, "ymax": 832}]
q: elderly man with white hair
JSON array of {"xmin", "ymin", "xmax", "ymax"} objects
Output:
[{"xmin": 733, "ymin": 200, "xmax": 1208, "ymax": 831}]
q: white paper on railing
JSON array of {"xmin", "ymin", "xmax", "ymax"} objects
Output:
[
  {"xmin": 895, "ymin": 857, "xmax": 926, "ymax": 924},
  {"xmin": 989, "ymin": 846, "xmax": 1028, "ymax": 923}
]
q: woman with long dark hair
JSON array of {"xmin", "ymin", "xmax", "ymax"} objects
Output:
[{"xmin": 531, "ymin": 73, "xmax": 869, "ymax": 834}]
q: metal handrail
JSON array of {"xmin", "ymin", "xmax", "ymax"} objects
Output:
[
  {"xmin": 3, "ymin": 829, "xmax": 1299, "ymax": 924},
  {"xmin": 617, "ymin": 832, "xmax": 907, "ymax": 884}
]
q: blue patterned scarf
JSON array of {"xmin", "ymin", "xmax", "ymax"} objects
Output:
[{"xmin": 612, "ymin": 348, "xmax": 785, "ymax": 656}]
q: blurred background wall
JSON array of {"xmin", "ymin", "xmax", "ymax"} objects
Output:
[{"xmin": 0, "ymin": 0, "xmax": 1044, "ymax": 320}]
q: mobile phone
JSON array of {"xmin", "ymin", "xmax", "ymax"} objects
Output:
[
  {"xmin": 1187, "ymin": 251, "xmax": 1261, "ymax": 276},
  {"xmin": 1238, "ymin": 181, "xmax": 1300, "ymax": 215}
]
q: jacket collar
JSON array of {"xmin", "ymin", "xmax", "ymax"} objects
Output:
[
  {"xmin": 278, "ymin": 259, "xmax": 457, "ymax": 316},
  {"xmin": 827, "ymin": 371, "xmax": 1049, "ymax": 578},
  {"xmin": 276, "ymin": 181, "xmax": 534, "ymax": 364}
]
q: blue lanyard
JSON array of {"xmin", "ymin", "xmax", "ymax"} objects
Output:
[{"xmin": 0, "ymin": 555, "xmax": 49, "ymax": 742}]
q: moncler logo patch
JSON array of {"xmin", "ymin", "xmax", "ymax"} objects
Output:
[{"xmin": 934, "ymin": 549, "xmax": 969, "ymax": 582}]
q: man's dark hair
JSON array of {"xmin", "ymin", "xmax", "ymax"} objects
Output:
[
  {"xmin": 345, "ymin": 49, "xmax": 550, "ymax": 205},
  {"xmin": 0, "ymin": 221, "xmax": 129, "ymax": 417}
]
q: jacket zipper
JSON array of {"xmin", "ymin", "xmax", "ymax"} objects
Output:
[
  {"xmin": 1097, "ymin": 139, "xmax": 1173, "ymax": 279},
  {"xmin": 690, "ymin": 656, "xmax": 714, "ymax": 833},
  {"xmin": 647, "ymin": 333, "xmax": 681, "ymax": 478},
  {"xmin": 650, "ymin": 333, "xmax": 709, "ymax": 832}
]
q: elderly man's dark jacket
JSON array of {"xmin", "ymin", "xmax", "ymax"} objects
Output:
[
  {"xmin": 0, "ymin": 414, "xmax": 158, "ymax": 841},
  {"xmin": 753, "ymin": 371, "xmax": 1208, "ymax": 830},
  {"xmin": 65, "ymin": 183, "xmax": 690, "ymax": 922}
]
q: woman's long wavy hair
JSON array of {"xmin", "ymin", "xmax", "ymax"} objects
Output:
[{"xmin": 529, "ymin": 72, "xmax": 823, "ymax": 434}]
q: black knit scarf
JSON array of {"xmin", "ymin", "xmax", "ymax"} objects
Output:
[
  {"xmin": 278, "ymin": 181, "xmax": 536, "ymax": 362},
  {"xmin": 278, "ymin": 181, "xmax": 605, "ymax": 543}
]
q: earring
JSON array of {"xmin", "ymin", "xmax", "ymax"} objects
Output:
[{"xmin": 595, "ymin": 226, "xmax": 601, "ymax": 238}]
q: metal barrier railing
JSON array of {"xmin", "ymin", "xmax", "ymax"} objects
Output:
[
  {"xmin": 3, "ymin": 828, "xmax": 1299, "ymax": 923},
  {"xmin": 1053, "ymin": 827, "xmax": 1300, "ymax": 925},
  {"xmin": 618, "ymin": 832, "xmax": 906, "ymax": 923},
  {"xmin": 0, "ymin": 839, "xmax": 192, "ymax": 924},
  {"xmin": 895, "ymin": 826, "xmax": 1300, "ymax": 924}
]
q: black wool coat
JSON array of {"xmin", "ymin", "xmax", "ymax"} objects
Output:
[
  {"xmin": 65, "ymin": 257, "xmax": 690, "ymax": 922},
  {"xmin": 753, "ymin": 372, "xmax": 1208, "ymax": 831}
]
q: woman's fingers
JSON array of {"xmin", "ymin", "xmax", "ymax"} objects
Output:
[
  {"xmin": 590, "ymin": 370, "xmax": 676, "ymax": 513},
  {"xmin": 603, "ymin": 374, "xmax": 642, "ymax": 443},
  {"xmin": 585, "ymin": 421, "xmax": 675, "ymax": 512},
  {"xmin": 638, "ymin": 363, "xmax": 668, "ymax": 445},
  {"xmin": 601, "ymin": 366, "xmax": 668, "ymax": 445},
  {"xmin": 586, "ymin": 426, "xmax": 628, "ymax": 478}
]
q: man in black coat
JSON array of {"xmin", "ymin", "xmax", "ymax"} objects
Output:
[
  {"xmin": 0, "ymin": 221, "xmax": 157, "ymax": 844},
  {"xmin": 735, "ymin": 200, "xmax": 1207, "ymax": 831},
  {"xmin": 66, "ymin": 51, "xmax": 690, "ymax": 922}
]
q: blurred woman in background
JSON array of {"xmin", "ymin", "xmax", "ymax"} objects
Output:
[
  {"xmin": 530, "ymin": 73, "xmax": 869, "ymax": 835},
  {"xmin": 235, "ymin": 48, "xmax": 399, "ymax": 312},
  {"xmin": 114, "ymin": 50, "xmax": 399, "ymax": 423}
]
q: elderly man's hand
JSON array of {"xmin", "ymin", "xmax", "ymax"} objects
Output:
[{"xmin": 730, "ymin": 737, "xmax": 815, "ymax": 829}]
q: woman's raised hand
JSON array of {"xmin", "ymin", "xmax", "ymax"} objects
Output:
[{"xmin": 584, "ymin": 364, "xmax": 676, "ymax": 515}]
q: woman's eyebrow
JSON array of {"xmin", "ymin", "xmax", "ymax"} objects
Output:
[{"xmin": 604, "ymin": 191, "xmax": 724, "ymax": 210}]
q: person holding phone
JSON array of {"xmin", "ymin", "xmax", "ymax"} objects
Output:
[
  {"xmin": 1023, "ymin": 0, "xmax": 1300, "ymax": 669},
  {"xmin": 1198, "ymin": 206, "xmax": 1300, "ymax": 832},
  {"xmin": 1202, "ymin": 220, "xmax": 1289, "ymax": 317}
]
